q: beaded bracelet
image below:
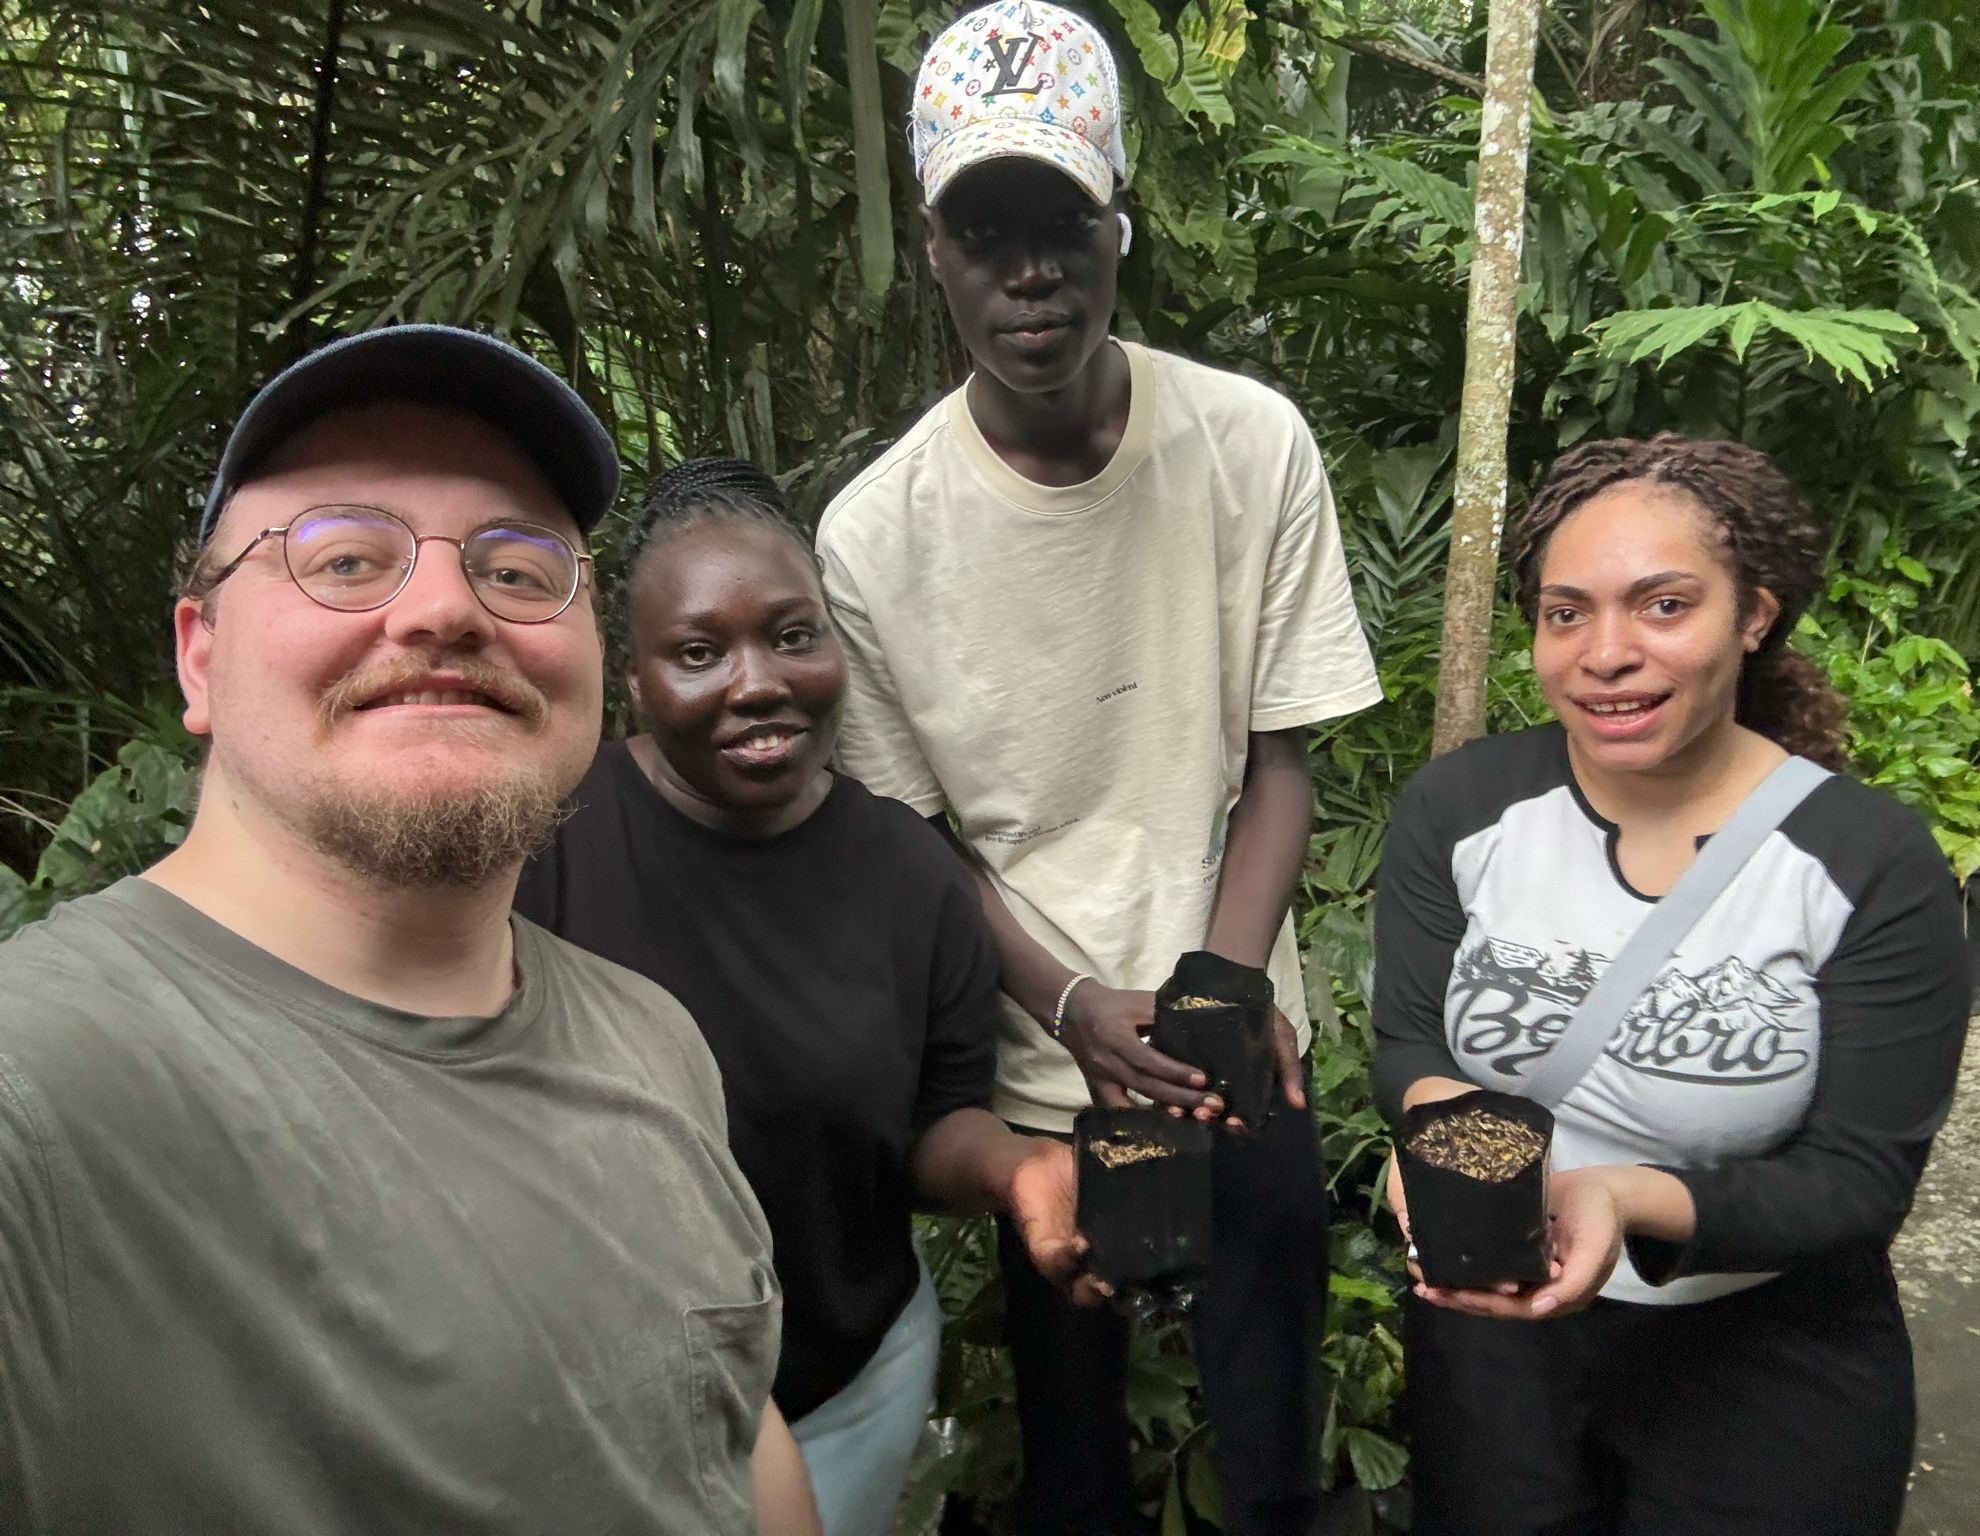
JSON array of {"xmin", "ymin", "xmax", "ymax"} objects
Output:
[{"xmin": 1050, "ymin": 973, "xmax": 1093, "ymax": 1042}]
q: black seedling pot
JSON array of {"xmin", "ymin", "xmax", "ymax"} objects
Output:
[
  {"xmin": 1075, "ymin": 1107, "xmax": 1214, "ymax": 1292},
  {"xmin": 1147, "ymin": 950, "xmax": 1280, "ymax": 1128},
  {"xmin": 1397, "ymin": 1090, "xmax": 1553, "ymax": 1291}
]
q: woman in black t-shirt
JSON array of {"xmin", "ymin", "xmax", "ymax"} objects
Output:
[
  {"xmin": 514, "ymin": 460, "xmax": 1094, "ymax": 1536},
  {"xmin": 1373, "ymin": 436, "xmax": 1968, "ymax": 1535}
]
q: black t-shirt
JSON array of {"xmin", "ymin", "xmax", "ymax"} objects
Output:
[{"xmin": 515, "ymin": 742, "xmax": 997, "ymax": 1417}]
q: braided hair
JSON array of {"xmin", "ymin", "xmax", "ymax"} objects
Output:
[
  {"xmin": 618, "ymin": 456, "xmax": 821, "ymax": 660},
  {"xmin": 629, "ymin": 456, "xmax": 810, "ymax": 560},
  {"xmin": 1508, "ymin": 433, "xmax": 1851, "ymax": 773}
]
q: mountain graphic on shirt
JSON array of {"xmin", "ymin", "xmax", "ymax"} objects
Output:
[
  {"xmin": 1484, "ymin": 937, "xmax": 1547, "ymax": 974},
  {"xmin": 1626, "ymin": 958, "xmax": 1797, "ymax": 1036},
  {"xmin": 1694, "ymin": 955, "xmax": 1798, "ymax": 1013},
  {"xmin": 1451, "ymin": 932, "xmax": 1813, "ymax": 1086},
  {"xmin": 1634, "ymin": 967, "xmax": 1707, "ymax": 1021},
  {"xmin": 1535, "ymin": 946, "xmax": 1602, "ymax": 995}
]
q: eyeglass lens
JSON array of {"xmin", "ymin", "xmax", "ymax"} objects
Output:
[{"xmin": 283, "ymin": 508, "xmax": 580, "ymax": 621}]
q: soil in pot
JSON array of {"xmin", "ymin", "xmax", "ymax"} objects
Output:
[
  {"xmin": 1147, "ymin": 950, "xmax": 1279, "ymax": 1128},
  {"xmin": 1397, "ymin": 1090, "xmax": 1553, "ymax": 1290},
  {"xmin": 1074, "ymin": 1107, "xmax": 1214, "ymax": 1294}
]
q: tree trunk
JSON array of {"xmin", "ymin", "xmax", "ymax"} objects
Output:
[
  {"xmin": 288, "ymin": 0, "xmax": 347, "ymax": 351},
  {"xmin": 1431, "ymin": 0, "xmax": 1541, "ymax": 756},
  {"xmin": 841, "ymin": 0, "xmax": 893, "ymax": 311}
]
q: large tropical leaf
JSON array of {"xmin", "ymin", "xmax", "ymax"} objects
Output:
[{"xmin": 1590, "ymin": 299, "xmax": 1918, "ymax": 385}]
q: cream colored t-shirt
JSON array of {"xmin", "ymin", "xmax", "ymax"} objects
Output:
[{"xmin": 817, "ymin": 341, "xmax": 1382, "ymax": 1131}]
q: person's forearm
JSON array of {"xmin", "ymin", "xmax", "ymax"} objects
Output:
[
  {"xmin": 1402, "ymin": 1075, "xmax": 1479, "ymax": 1111},
  {"xmin": 930, "ymin": 817, "xmax": 1079, "ymax": 1024},
  {"xmin": 1585, "ymin": 1164, "xmax": 1698, "ymax": 1246},
  {"xmin": 909, "ymin": 1106, "xmax": 1035, "ymax": 1215},
  {"xmin": 752, "ymin": 1400, "xmax": 822, "ymax": 1536},
  {"xmin": 1204, "ymin": 729, "xmax": 1313, "ymax": 968}
]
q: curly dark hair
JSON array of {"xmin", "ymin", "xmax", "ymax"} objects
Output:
[{"xmin": 1507, "ymin": 433, "xmax": 1851, "ymax": 773}]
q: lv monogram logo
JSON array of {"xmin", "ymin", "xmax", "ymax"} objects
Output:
[{"xmin": 983, "ymin": 33, "xmax": 1045, "ymax": 96}]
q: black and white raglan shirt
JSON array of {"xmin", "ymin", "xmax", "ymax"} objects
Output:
[{"xmin": 1373, "ymin": 723, "xmax": 1969, "ymax": 1306}]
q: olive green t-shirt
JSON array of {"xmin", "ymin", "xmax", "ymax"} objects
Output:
[{"xmin": 0, "ymin": 877, "xmax": 777, "ymax": 1535}]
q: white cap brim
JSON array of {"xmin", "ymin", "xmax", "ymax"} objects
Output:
[{"xmin": 921, "ymin": 118, "xmax": 1114, "ymax": 209}]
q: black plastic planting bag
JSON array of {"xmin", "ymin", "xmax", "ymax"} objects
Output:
[
  {"xmin": 1147, "ymin": 950, "xmax": 1279, "ymax": 1128},
  {"xmin": 1074, "ymin": 1108, "xmax": 1214, "ymax": 1291},
  {"xmin": 1397, "ymin": 1090, "xmax": 1554, "ymax": 1290}
]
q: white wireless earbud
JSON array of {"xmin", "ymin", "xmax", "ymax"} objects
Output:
[{"xmin": 1117, "ymin": 211, "xmax": 1133, "ymax": 257}]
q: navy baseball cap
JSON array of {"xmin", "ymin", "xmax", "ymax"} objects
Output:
[{"xmin": 199, "ymin": 325, "xmax": 621, "ymax": 541}]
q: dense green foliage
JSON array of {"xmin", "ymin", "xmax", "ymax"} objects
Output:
[{"xmin": 1, "ymin": 0, "xmax": 1975, "ymax": 1529}]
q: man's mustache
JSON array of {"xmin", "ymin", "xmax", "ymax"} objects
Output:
[{"xmin": 318, "ymin": 654, "xmax": 550, "ymax": 729}]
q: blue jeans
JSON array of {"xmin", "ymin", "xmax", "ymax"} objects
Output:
[
  {"xmin": 789, "ymin": 1258, "xmax": 940, "ymax": 1536},
  {"xmin": 997, "ymin": 1094, "xmax": 1329, "ymax": 1536}
]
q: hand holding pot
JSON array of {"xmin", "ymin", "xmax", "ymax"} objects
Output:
[
  {"xmin": 1383, "ymin": 1151, "xmax": 1424, "ymax": 1286},
  {"xmin": 1415, "ymin": 1167, "xmax": 1626, "ymax": 1322},
  {"xmin": 1206, "ymin": 1007, "xmax": 1309, "ymax": 1134},
  {"xmin": 1006, "ymin": 1138, "xmax": 1114, "ymax": 1308},
  {"xmin": 1223, "ymin": 1006, "xmax": 1308, "ymax": 1134},
  {"xmin": 1529, "ymin": 1168, "xmax": 1627, "ymax": 1314},
  {"xmin": 1059, "ymin": 982, "xmax": 1214, "ymax": 1115}
]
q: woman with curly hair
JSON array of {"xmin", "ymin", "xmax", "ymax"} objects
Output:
[{"xmin": 1373, "ymin": 434, "xmax": 1969, "ymax": 1534}]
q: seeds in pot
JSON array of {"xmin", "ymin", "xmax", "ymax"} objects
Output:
[
  {"xmin": 1169, "ymin": 995, "xmax": 1223, "ymax": 1009},
  {"xmin": 1089, "ymin": 1137, "xmax": 1175, "ymax": 1168},
  {"xmin": 1406, "ymin": 1108, "xmax": 1547, "ymax": 1182}
]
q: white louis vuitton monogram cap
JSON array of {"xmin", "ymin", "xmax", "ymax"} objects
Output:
[{"xmin": 910, "ymin": 1, "xmax": 1127, "ymax": 208}]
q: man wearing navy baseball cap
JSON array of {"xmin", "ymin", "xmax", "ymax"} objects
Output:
[{"xmin": 0, "ymin": 327, "xmax": 819, "ymax": 1536}]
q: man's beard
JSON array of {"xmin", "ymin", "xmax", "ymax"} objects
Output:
[
  {"xmin": 300, "ymin": 650, "xmax": 568, "ymax": 888},
  {"xmin": 302, "ymin": 775, "xmax": 567, "ymax": 889}
]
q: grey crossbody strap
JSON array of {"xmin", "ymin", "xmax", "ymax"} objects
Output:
[{"xmin": 1520, "ymin": 756, "xmax": 1831, "ymax": 1108}]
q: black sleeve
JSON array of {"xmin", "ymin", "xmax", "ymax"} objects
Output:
[
  {"xmin": 510, "ymin": 831, "xmax": 564, "ymax": 930},
  {"xmin": 1371, "ymin": 767, "xmax": 1475, "ymax": 1127},
  {"xmin": 910, "ymin": 865, "xmax": 999, "ymax": 1133},
  {"xmin": 1630, "ymin": 812, "xmax": 1971, "ymax": 1283}
]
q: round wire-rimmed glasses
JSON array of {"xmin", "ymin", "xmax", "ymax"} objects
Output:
[{"xmin": 204, "ymin": 505, "xmax": 594, "ymax": 624}]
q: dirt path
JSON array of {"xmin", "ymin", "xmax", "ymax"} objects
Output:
[{"xmin": 1895, "ymin": 1025, "xmax": 1980, "ymax": 1536}]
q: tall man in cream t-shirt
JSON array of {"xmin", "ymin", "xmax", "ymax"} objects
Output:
[{"xmin": 817, "ymin": 5, "xmax": 1380, "ymax": 1533}]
